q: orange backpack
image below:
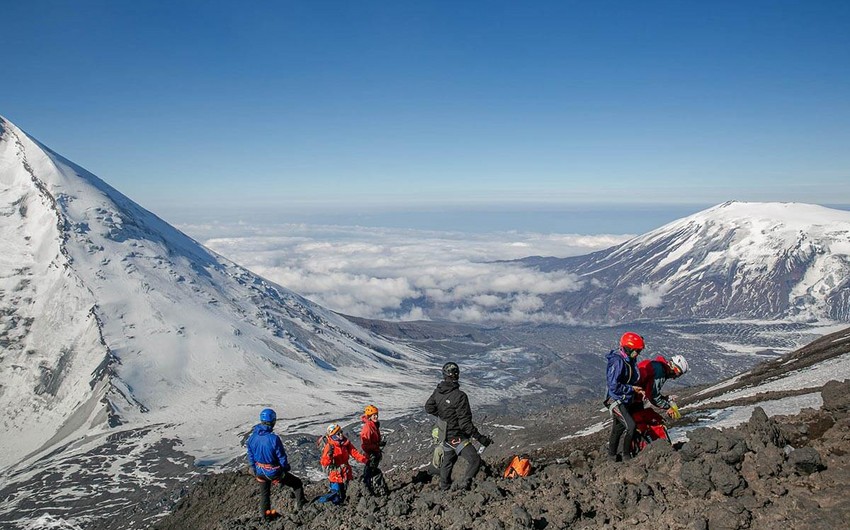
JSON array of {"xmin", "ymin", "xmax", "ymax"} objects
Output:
[{"xmin": 503, "ymin": 454, "xmax": 532, "ymax": 478}]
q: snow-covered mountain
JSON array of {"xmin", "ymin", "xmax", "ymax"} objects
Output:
[
  {"xmin": 521, "ymin": 201, "xmax": 850, "ymax": 322},
  {"xmin": 0, "ymin": 115, "xmax": 435, "ymax": 509}
]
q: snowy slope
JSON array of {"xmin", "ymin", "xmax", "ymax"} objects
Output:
[
  {"xmin": 0, "ymin": 115, "xmax": 435, "ymax": 483},
  {"xmin": 522, "ymin": 201, "xmax": 850, "ymax": 322}
]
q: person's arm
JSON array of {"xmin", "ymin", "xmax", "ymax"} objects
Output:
[
  {"xmin": 274, "ymin": 436, "xmax": 290, "ymax": 472},
  {"xmin": 246, "ymin": 435, "xmax": 256, "ymax": 469},
  {"xmin": 607, "ymin": 357, "xmax": 635, "ymax": 402},
  {"xmin": 347, "ymin": 440, "xmax": 370, "ymax": 464},
  {"xmin": 361, "ymin": 423, "xmax": 379, "ymax": 454},
  {"xmin": 455, "ymin": 392, "xmax": 482, "ymax": 440},
  {"xmin": 649, "ymin": 378, "xmax": 672, "ymax": 409},
  {"xmin": 425, "ymin": 390, "xmax": 438, "ymax": 415},
  {"xmin": 320, "ymin": 442, "xmax": 334, "ymax": 468}
]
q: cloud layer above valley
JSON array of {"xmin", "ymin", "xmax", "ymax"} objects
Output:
[{"xmin": 182, "ymin": 223, "xmax": 631, "ymax": 324}]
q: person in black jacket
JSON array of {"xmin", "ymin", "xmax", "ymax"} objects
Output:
[{"xmin": 425, "ymin": 362, "xmax": 492, "ymax": 491}]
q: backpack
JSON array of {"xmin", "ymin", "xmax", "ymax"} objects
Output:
[
  {"xmin": 503, "ymin": 454, "xmax": 532, "ymax": 478},
  {"xmin": 431, "ymin": 418, "xmax": 447, "ymax": 445},
  {"xmin": 431, "ymin": 445, "xmax": 444, "ymax": 470},
  {"xmin": 430, "ymin": 418, "xmax": 448, "ymax": 470}
]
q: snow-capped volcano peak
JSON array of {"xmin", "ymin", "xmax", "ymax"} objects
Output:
[
  {"xmin": 524, "ymin": 201, "xmax": 850, "ymax": 322},
  {"xmin": 0, "ymin": 116, "xmax": 431, "ymax": 476},
  {"xmin": 620, "ymin": 200, "xmax": 850, "ymax": 265},
  {"xmin": 684, "ymin": 200, "xmax": 850, "ymax": 225}
]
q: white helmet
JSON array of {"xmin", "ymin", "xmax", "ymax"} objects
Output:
[{"xmin": 669, "ymin": 355, "xmax": 689, "ymax": 375}]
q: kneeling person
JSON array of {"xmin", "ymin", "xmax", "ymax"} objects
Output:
[
  {"xmin": 425, "ymin": 362, "xmax": 492, "ymax": 491},
  {"xmin": 318, "ymin": 423, "xmax": 369, "ymax": 504}
]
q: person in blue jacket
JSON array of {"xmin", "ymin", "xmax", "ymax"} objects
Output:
[
  {"xmin": 246, "ymin": 408, "xmax": 306, "ymax": 520},
  {"xmin": 605, "ymin": 332, "xmax": 645, "ymax": 462}
]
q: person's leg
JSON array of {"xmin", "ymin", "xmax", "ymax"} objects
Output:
[
  {"xmin": 280, "ymin": 472, "xmax": 306, "ymax": 509},
  {"xmin": 334, "ymin": 482, "xmax": 347, "ymax": 505},
  {"xmin": 363, "ymin": 459, "xmax": 375, "ymax": 494},
  {"xmin": 258, "ymin": 478, "xmax": 271, "ymax": 515},
  {"xmin": 440, "ymin": 445, "xmax": 459, "ymax": 490},
  {"xmin": 318, "ymin": 480, "xmax": 338, "ymax": 503},
  {"xmin": 609, "ymin": 413, "xmax": 625, "ymax": 459},
  {"xmin": 612, "ymin": 403, "xmax": 637, "ymax": 460},
  {"xmin": 371, "ymin": 452, "xmax": 387, "ymax": 495},
  {"xmin": 458, "ymin": 444, "xmax": 482, "ymax": 489}
]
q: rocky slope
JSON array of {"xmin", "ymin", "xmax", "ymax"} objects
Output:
[{"xmin": 153, "ymin": 328, "xmax": 850, "ymax": 530}]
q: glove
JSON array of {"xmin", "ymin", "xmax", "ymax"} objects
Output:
[
  {"xmin": 247, "ymin": 466, "xmax": 256, "ymax": 477},
  {"xmin": 477, "ymin": 434, "xmax": 493, "ymax": 447},
  {"xmin": 368, "ymin": 453, "xmax": 380, "ymax": 467},
  {"xmin": 667, "ymin": 403, "xmax": 681, "ymax": 420},
  {"xmin": 378, "ymin": 439, "xmax": 387, "ymax": 448}
]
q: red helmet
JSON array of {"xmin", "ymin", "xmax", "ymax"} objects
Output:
[{"xmin": 620, "ymin": 332, "xmax": 645, "ymax": 351}]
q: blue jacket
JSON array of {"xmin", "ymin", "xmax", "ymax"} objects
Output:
[
  {"xmin": 606, "ymin": 348, "xmax": 639, "ymax": 403},
  {"xmin": 246, "ymin": 423, "xmax": 290, "ymax": 477}
]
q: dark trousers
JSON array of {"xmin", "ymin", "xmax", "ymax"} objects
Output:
[
  {"xmin": 609, "ymin": 402, "xmax": 641, "ymax": 460},
  {"xmin": 440, "ymin": 441, "xmax": 481, "ymax": 489},
  {"xmin": 257, "ymin": 472, "xmax": 304, "ymax": 514},
  {"xmin": 363, "ymin": 453, "xmax": 382, "ymax": 491}
]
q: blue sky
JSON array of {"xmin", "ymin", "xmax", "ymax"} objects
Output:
[{"xmin": 3, "ymin": 1, "xmax": 850, "ymax": 226}]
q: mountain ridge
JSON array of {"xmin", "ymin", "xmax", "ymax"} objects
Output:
[
  {"xmin": 0, "ymin": 116, "xmax": 433, "ymax": 480},
  {"xmin": 518, "ymin": 201, "xmax": 850, "ymax": 323}
]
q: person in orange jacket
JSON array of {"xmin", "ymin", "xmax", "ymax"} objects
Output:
[
  {"xmin": 318, "ymin": 423, "xmax": 369, "ymax": 504},
  {"xmin": 360, "ymin": 404, "xmax": 388, "ymax": 496}
]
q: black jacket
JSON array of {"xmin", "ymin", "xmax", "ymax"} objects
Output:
[{"xmin": 425, "ymin": 381, "xmax": 481, "ymax": 441}]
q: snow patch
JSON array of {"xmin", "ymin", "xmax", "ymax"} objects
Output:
[
  {"xmin": 693, "ymin": 352, "xmax": 850, "ymax": 407},
  {"xmin": 671, "ymin": 393, "xmax": 823, "ymax": 443}
]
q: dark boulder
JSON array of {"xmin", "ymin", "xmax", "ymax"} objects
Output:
[{"xmin": 785, "ymin": 446, "xmax": 824, "ymax": 475}]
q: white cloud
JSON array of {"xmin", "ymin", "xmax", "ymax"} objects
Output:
[
  {"xmin": 628, "ymin": 283, "xmax": 671, "ymax": 309},
  {"xmin": 183, "ymin": 222, "xmax": 629, "ymax": 324}
]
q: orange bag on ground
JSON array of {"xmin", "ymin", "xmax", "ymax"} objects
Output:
[{"xmin": 503, "ymin": 454, "xmax": 532, "ymax": 478}]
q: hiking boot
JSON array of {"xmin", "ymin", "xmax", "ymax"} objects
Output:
[
  {"xmin": 452, "ymin": 479, "xmax": 472, "ymax": 491},
  {"xmin": 439, "ymin": 482, "xmax": 451, "ymax": 491},
  {"xmin": 607, "ymin": 453, "xmax": 621, "ymax": 463}
]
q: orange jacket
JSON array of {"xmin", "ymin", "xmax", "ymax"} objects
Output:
[
  {"xmin": 360, "ymin": 415, "xmax": 381, "ymax": 456},
  {"xmin": 320, "ymin": 435, "xmax": 368, "ymax": 483}
]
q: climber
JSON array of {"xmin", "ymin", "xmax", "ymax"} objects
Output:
[
  {"xmin": 425, "ymin": 362, "xmax": 493, "ymax": 491},
  {"xmin": 360, "ymin": 404, "xmax": 389, "ymax": 496},
  {"xmin": 637, "ymin": 354, "xmax": 690, "ymax": 419},
  {"xmin": 605, "ymin": 332, "xmax": 645, "ymax": 462},
  {"xmin": 246, "ymin": 408, "xmax": 306, "ymax": 520},
  {"xmin": 318, "ymin": 423, "xmax": 369, "ymax": 504}
]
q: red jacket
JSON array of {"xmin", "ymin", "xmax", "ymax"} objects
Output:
[
  {"xmin": 637, "ymin": 356, "xmax": 675, "ymax": 409},
  {"xmin": 360, "ymin": 415, "xmax": 382, "ymax": 456},
  {"xmin": 320, "ymin": 435, "xmax": 368, "ymax": 483}
]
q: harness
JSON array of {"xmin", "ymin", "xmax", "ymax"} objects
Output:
[
  {"xmin": 445, "ymin": 437, "xmax": 472, "ymax": 455},
  {"xmin": 254, "ymin": 462, "xmax": 283, "ymax": 483},
  {"xmin": 606, "ymin": 398, "xmax": 623, "ymax": 414}
]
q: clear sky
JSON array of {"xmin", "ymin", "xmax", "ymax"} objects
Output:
[{"xmin": 3, "ymin": 1, "xmax": 850, "ymax": 220}]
